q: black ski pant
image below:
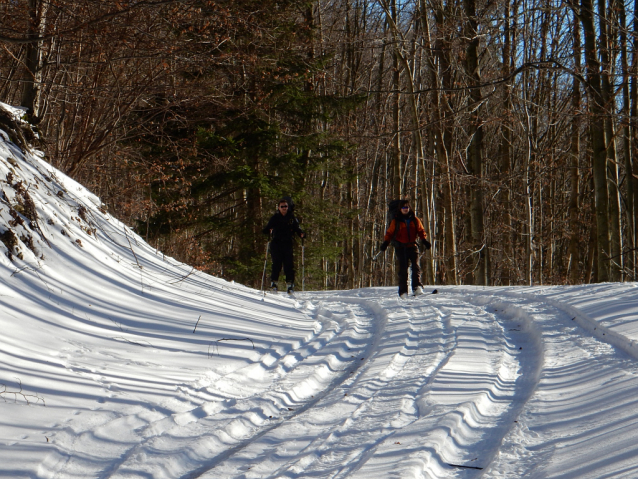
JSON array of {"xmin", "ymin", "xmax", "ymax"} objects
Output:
[
  {"xmin": 270, "ymin": 240, "xmax": 295, "ymax": 283},
  {"xmin": 394, "ymin": 244, "xmax": 422, "ymax": 295}
]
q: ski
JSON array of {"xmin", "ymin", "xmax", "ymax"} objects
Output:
[{"xmin": 446, "ymin": 463, "xmax": 483, "ymax": 470}]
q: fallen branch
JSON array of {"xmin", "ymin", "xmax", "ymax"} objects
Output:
[
  {"xmin": 169, "ymin": 266, "xmax": 195, "ymax": 285},
  {"xmin": 124, "ymin": 230, "xmax": 142, "ymax": 269},
  {"xmin": 113, "ymin": 337, "xmax": 154, "ymax": 348},
  {"xmin": 193, "ymin": 315, "xmax": 202, "ymax": 333},
  {"xmin": 0, "ymin": 378, "xmax": 45, "ymax": 406},
  {"xmin": 10, "ymin": 265, "xmax": 30, "ymax": 276}
]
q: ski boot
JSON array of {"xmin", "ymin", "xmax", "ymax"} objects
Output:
[
  {"xmin": 270, "ymin": 281, "xmax": 278, "ymax": 292},
  {"xmin": 413, "ymin": 286, "xmax": 424, "ymax": 296},
  {"xmin": 287, "ymin": 282, "xmax": 294, "ymax": 294}
]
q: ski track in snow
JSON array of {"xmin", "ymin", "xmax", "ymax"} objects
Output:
[
  {"xmin": 28, "ymin": 282, "xmax": 638, "ymax": 479},
  {"xmin": 466, "ymin": 290, "xmax": 638, "ymax": 479},
  {"xmin": 38, "ymin": 293, "xmax": 385, "ymax": 478},
  {"xmin": 150, "ymin": 289, "xmax": 638, "ymax": 479},
  {"xmin": 28, "ymin": 286, "xmax": 526, "ymax": 479},
  {"xmin": 45, "ymin": 289, "xmax": 538, "ymax": 479}
]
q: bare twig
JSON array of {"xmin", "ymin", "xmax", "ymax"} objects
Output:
[
  {"xmin": 169, "ymin": 266, "xmax": 195, "ymax": 285},
  {"xmin": 0, "ymin": 378, "xmax": 45, "ymax": 406},
  {"xmin": 125, "ymin": 230, "xmax": 142, "ymax": 269},
  {"xmin": 447, "ymin": 464, "xmax": 483, "ymax": 470},
  {"xmin": 32, "ymin": 266, "xmax": 55, "ymax": 292},
  {"xmin": 10, "ymin": 265, "xmax": 30, "ymax": 276},
  {"xmin": 193, "ymin": 315, "xmax": 202, "ymax": 333},
  {"xmin": 108, "ymin": 317, "xmax": 125, "ymax": 332},
  {"xmin": 113, "ymin": 337, "xmax": 154, "ymax": 348}
]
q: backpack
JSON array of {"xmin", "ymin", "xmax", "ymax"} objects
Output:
[
  {"xmin": 387, "ymin": 200, "xmax": 402, "ymax": 225},
  {"xmin": 387, "ymin": 199, "xmax": 402, "ymax": 245}
]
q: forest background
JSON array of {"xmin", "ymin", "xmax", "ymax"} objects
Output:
[{"xmin": 1, "ymin": 0, "xmax": 636, "ymax": 289}]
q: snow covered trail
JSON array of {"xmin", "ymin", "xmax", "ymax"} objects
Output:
[
  {"xmin": 23, "ymin": 281, "xmax": 638, "ymax": 479},
  {"xmin": 33, "ymin": 298, "xmax": 364, "ymax": 477},
  {"xmin": 461, "ymin": 289, "xmax": 638, "ymax": 479},
  {"xmin": 21, "ymin": 282, "xmax": 539, "ymax": 479},
  {"xmin": 172, "ymin": 287, "xmax": 638, "ymax": 479},
  {"xmin": 174, "ymin": 289, "xmax": 538, "ymax": 479}
]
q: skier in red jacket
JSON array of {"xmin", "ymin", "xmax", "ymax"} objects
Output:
[{"xmin": 380, "ymin": 200, "xmax": 431, "ymax": 298}]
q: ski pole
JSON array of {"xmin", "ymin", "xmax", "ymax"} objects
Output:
[
  {"xmin": 301, "ymin": 238, "xmax": 305, "ymax": 292},
  {"xmin": 372, "ymin": 250, "xmax": 383, "ymax": 262},
  {"xmin": 260, "ymin": 241, "xmax": 270, "ymax": 293}
]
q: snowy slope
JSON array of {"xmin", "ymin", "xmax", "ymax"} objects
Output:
[{"xmin": 2, "ymin": 106, "xmax": 638, "ymax": 478}]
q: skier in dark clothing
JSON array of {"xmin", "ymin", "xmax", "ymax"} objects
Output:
[
  {"xmin": 380, "ymin": 200, "xmax": 431, "ymax": 298},
  {"xmin": 262, "ymin": 198, "xmax": 305, "ymax": 294}
]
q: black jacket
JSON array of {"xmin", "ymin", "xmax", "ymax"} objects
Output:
[{"xmin": 263, "ymin": 212, "xmax": 304, "ymax": 242}]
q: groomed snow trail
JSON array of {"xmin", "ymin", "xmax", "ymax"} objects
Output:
[
  {"xmin": 34, "ymin": 287, "xmax": 536, "ymax": 479},
  {"xmin": 177, "ymin": 289, "xmax": 537, "ymax": 479},
  {"xmin": 464, "ymin": 289, "xmax": 638, "ymax": 479},
  {"xmin": 30, "ymin": 282, "xmax": 638, "ymax": 479}
]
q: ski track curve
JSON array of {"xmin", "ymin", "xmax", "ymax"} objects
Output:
[
  {"xmin": 187, "ymin": 290, "xmax": 539, "ymax": 479},
  {"xmin": 40, "ymin": 292, "xmax": 385, "ymax": 479},
  {"xmin": 195, "ymin": 294, "xmax": 450, "ymax": 479},
  {"xmin": 455, "ymin": 288, "xmax": 638, "ymax": 479},
  {"xmin": 48, "ymin": 285, "xmax": 638, "ymax": 479},
  {"xmin": 176, "ymin": 297, "xmax": 390, "ymax": 479},
  {"xmin": 37, "ymin": 289, "xmax": 542, "ymax": 479}
]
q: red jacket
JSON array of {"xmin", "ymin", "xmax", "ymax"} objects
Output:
[{"xmin": 384, "ymin": 215, "xmax": 427, "ymax": 245}]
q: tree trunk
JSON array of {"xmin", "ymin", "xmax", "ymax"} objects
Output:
[
  {"xmin": 500, "ymin": 0, "xmax": 514, "ymax": 284},
  {"xmin": 391, "ymin": 0, "xmax": 402, "ymax": 198},
  {"xmin": 631, "ymin": 0, "xmax": 638, "ymax": 278},
  {"xmin": 597, "ymin": 0, "xmax": 622, "ymax": 280},
  {"xmin": 620, "ymin": 0, "xmax": 634, "ymax": 278},
  {"xmin": 21, "ymin": 0, "xmax": 49, "ymax": 119},
  {"xmin": 578, "ymin": 0, "xmax": 611, "ymax": 282},
  {"xmin": 427, "ymin": 0, "xmax": 458, "ymax": 285},
  {"xmin": 464, "ymin": 0, "xmax": 486, "ymax": 285},
  {"xmin": 569, "ymin": 12, "xmax": 582, "ymax": 284}
]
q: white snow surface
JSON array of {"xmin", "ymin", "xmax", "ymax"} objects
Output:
[{"xmin": 2, "ymin": 136, "xmax": 638, "ymax": 478}]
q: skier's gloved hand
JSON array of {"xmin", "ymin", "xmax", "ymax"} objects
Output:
[
  {"xmin": 380, "ymin": 241, "xmax": 389, "ymax": 252},
  {"xmin": 422, "ymin": 239, "xmax": 431, "ymax": 250}
]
